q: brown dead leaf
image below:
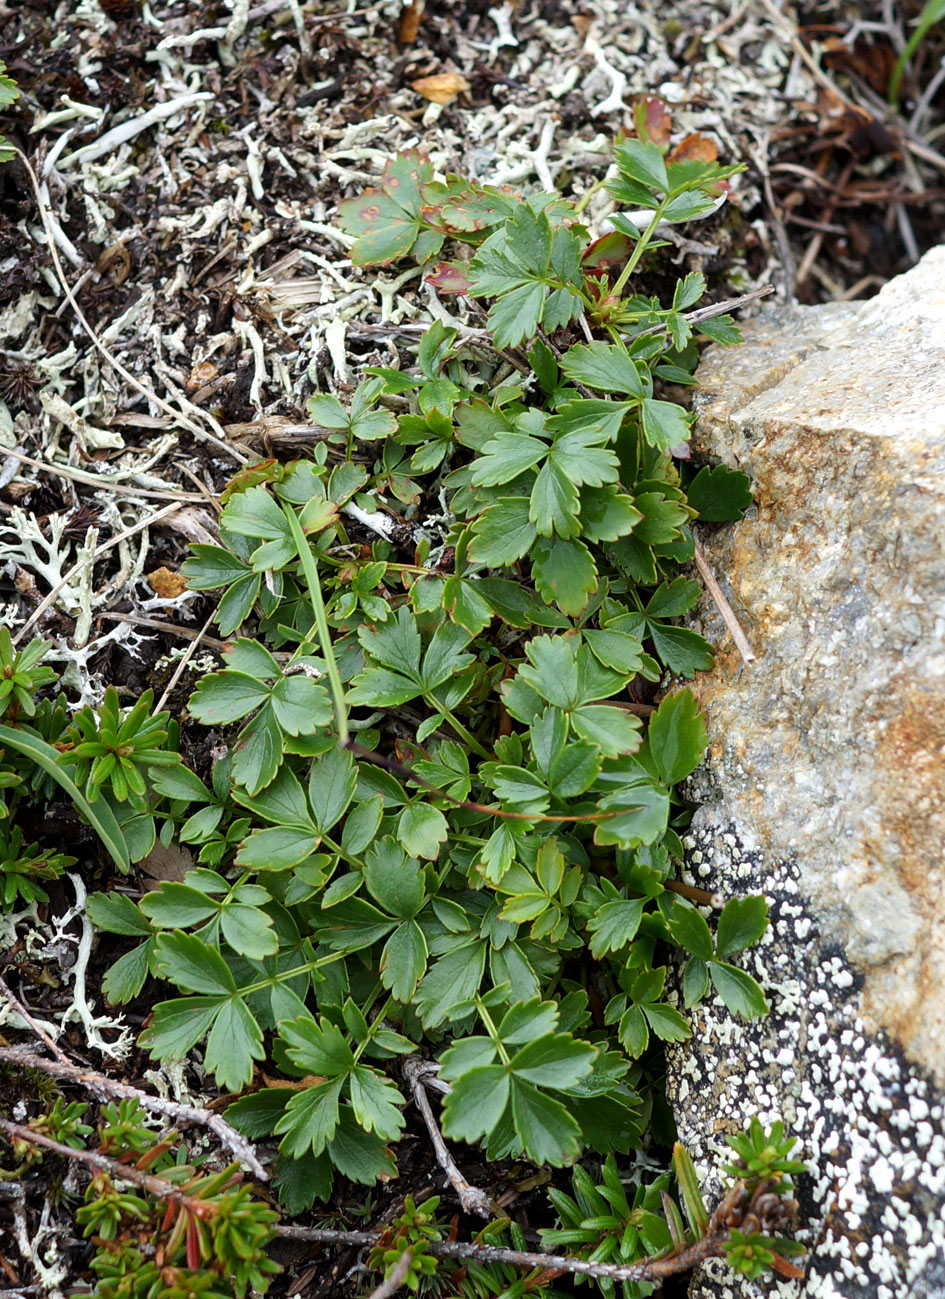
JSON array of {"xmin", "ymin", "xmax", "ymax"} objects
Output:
[
  {"xmin": 148, "ymin": 566, "xmax": 188, "ymax": 599},
  {"xmin": 669, "ymin": 133, "xmax": 719, "ymax": 163},
  {"xmin": 411, "ymin": 72, "xmax": 469, "ymax": 106},
  {"xmin": 95, "ymin": 241, "xmax": 130, "ymax": 287},
  {"xmin": 398, "ymin": 0, "xmax": 424, "ymax": 43},
  {"xmin": 822, "ymin": 36, "xmax": 897, "ymax": 98},
  {"xmin": 139, "ymin": 840, "xmax": 192, "ymax": 886},
  {"xmin": 187, "ymin": 361, "xmax": 218, "ymax": 390}
]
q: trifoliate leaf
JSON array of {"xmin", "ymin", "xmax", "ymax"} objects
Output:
[
  {"xmin": 441, "ymin": 1066, "xmax": 510, "ymax": 1142},
  {"xmin": 380, "ymin": 921, "xmax": 428, "ymax": 1001},
  {"xmin": 397, "ymin": 803, "xmax": 448, "ymax": 860},
  {"xmin": 468, "ymin": 497, "xmax": 538, "ymax": 566},
  {"xmin": 587, "ymin": 898, "xmax": 646, "ymax": 958},
  {"xmin": 510, "ymin": 1078, "xmax": 582, "ymax": 1166},
  {"xmin": 509, "ymin": 1034, "xmax": 597, "ymax": 1088},
  {"xmin": 664, "ymin": 901, "xmax": 714, "ymax": 962},
  {"xmin": 613, "ymin": 137, "xmax": 669, "ymax": 193},
  {"xmin": 641, "ymin": 398, "xmax": 692, "ymax": 453},
  {"xmin": 560, "ymin": 342, "xmax": 644, "ymax": 396},
  {"xmin": 532, "ymin": 536, "xmax": 597, "ymax": 616}
]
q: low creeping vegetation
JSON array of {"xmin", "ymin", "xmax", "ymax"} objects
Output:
[{"xmin": 1, "ymin": 112, "xmax": 806, "ymax": 1297}]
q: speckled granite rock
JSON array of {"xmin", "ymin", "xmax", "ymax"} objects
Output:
[{"xmin": 665, "ymin": 248, "xmax": 945, "ymax": 1297}]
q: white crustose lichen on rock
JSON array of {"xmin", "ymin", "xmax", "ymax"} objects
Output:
[{"xmin": 667, "ymin": 248, "xmax": 945, "ymax": 1297}]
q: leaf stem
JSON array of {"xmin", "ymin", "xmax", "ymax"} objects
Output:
[
  {"xmin": 281, "ymin": 503, "xmax": 349, "ymax": 744},
  {"xmin": 352, "ymin": 993, "xmax": 394, "ymax": 1065},
  {"xmin": 611, "ymin": 204, "xmax": 666, "ymax": 298},
  {"xmin": 573, "ymin": 176, "xmax": 608, "ymax": 215},
  {"xmin": 421, "ymin": 693, "xmax": 491, "ymax": 760},
  {"xmin": 474, "ymin": 995, "xmax": 511, "ymax": 1065},
  {"xmin": 239, "ymin": 949, "xmax": 346, "ymax": 998}
]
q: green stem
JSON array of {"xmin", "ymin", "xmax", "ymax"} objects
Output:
[
  {"xmin": 611, "ymin": 204, "xmax": 666, "ymax": 298},
  {"xmin": 321, "ymin": 832, "xmax": 367, "ymax": 873},
  {"xmin": 352, "ymin": 992, "xmax": 394, "ymax": 1065},
  {"xmin": 282, "ymin": 503, "xmax": 349, "ymax": 744},
  {"xmin": 474, "ymin": 995, "xmax": 511, "ymax": 1065},
  {"xmin": 421, "ymin": 693, "xmax": 490, "ymax": 760},
  {"xmin": 573, "ymin": 176, "xmax": 608, "ymax": 215},
  {"xmin": 240, "ymin": 949, "xmax": 346, "ymax": 998}
]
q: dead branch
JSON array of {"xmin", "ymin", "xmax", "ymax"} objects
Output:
[
  {"xmin": 275, "ymin": 1203, "xmax": 735, "ymax": 1284},
  {"xmin": 403, "ymin": 1058, "xmax": 492, "ymax": 1219},
  {"xmin": 365, "ymin": 1249, "xmax": 414, "ymax": 1299},
  {"xmin": 692, "ymin": 536, "xmax": 756, "ymax": 666},
  {"xmin": 0, "ymin": 1043, "xmax": 267, "ymax": 1181},
  {"xmin": 0, "ymin": 1116, "xmax": 223, "ymax": 1216}
]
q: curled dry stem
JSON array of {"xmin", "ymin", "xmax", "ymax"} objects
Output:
[{"xmin": 403, "ymin": 1057, "xmax": 493, "ymax": 1219}]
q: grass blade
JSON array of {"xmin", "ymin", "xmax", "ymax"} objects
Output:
[{"xmin": 0, "ymin": 723, "xmax": 130, "ymax": 873}]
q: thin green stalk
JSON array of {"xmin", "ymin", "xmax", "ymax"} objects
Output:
[
  {"xmin": 321, "ymin": 833, "xmax": 367, "ymax": 873},
  {"xmin": 0, "ymin": 723, "xmax": 130, "ymax": 873},
  {"xmin": 573, "ymin": 176, "xmax": 608, "ymax": 215},
  {"xmin": 474, "ymin": 995, "xmax": 511, "ymax": 1065},
  {"xmin": 611, "ymin": 204, "xmax": 666, "ymax": 298},
  {"xmin": 352, "ymin": 992, "xmax": 394, "ymax": 1065},
  {"xmin": 889, "ymin": 0, "xmax": 945, "ymax": 104},
  {"xmin": 240, "ymin": 949, "xmax": 346, "ymax": 998},
  {"xmin": 421, "ymin": 693, "xmax": 490, "ymax": 760},
  {"xmin": 282, "ymin": 502, "xmax": 349, "ymax": 744}
]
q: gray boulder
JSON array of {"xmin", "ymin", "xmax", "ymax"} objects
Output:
[{"xmin": 666, "ymin": 248, "xmax": 945, "ymax": 1297}]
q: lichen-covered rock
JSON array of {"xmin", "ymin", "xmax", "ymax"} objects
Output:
[{"xmin": 666, "ymin": 249, "xmax": 945, "ymax": 1297}]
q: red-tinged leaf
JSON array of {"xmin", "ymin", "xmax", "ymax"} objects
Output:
[
  {"xmin": 582, "ymin": 230, "xmax": 634, "ymax": 271},
  {"xmin": 438, "ymin": 189, "xmax": 516, "ymax": 233},
  {"xmin": 770, "ymin": 1253, "xmax": 806, "ymax": 1280},
  {"xmin": 219, "ymin": 459, "xmax": 282, "ymax": 506},
  {"xmin": 633, "ymin": 95, "xmax": 673, "ymax": 145},
  {"xmin": 425, "ymin": 261, "xmax": 473, "ymax": 294},
  {"xmin": 186, "ymin": 1215, "xmax": 200, "ymax": 1271},
  {"xmin": 337, "ymin": 191, "xmax": 420, "ymax": 266},
  {"xmin": 380, "ymin": 148, "xmax": 434, "ymax": 210},
  {"xmin": 669, "ymin": 133, "xmax": 719, "ymax": 164}
]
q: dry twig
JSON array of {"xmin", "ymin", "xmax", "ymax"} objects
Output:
[
  {"xmin": 0, "ymin": 1043, "xmax": 267, "ymax": 1181},
  {"xmin": 0, "ymin": 1116, "xmax": 227, "ymax": 1212},
  {"xmin": 365, "ymin": 1249, "xmax": 414, "ymax": 1299},
  {"xmin": 277, "ymin": 1183, "xmax": 747, "ymax": 1284},
  {"xmin": 403, "ymin": 1058, "xmax": 492, "ymax": 1218},
  {"xmin": 692, "ymin": 536, "xmax": 756, "ymax": 666}
]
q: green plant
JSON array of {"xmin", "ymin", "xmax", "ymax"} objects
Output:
[
  {"xmin": 723, "ymin": 1116, "xmax": 807, "ymax": 1185},
  {"xmin": 58, "ymin": 686, "xmax": 178, "ymax": 806},
  {"xmin": 0, "ymin": 61, "xmax": 18, "ymax": 164},
  {"xmin": 541, "ymin": 1156, "xmax": 673, "ymax": 1297},
  {"xmin": 79, "ymin": 131, "xmax": 772, "ymax": 1213},
  {"xmin": 1, "ymin": 123, "xmax": 807, "ymax": 1296},
  {"xmin": 361, "ymin": 1127, "xmax": 805, "ymax": 1295},
  {"xmin": 0, "ymin": 819, "xmax": 75, "ymax": 906},
  {"xmin": 0, "ymin": 1095, "xmax": 278, "ymax": 1298},
  {"xmin": 889, "ymin": 0, "xmax": 945, "ymax": 104}
]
